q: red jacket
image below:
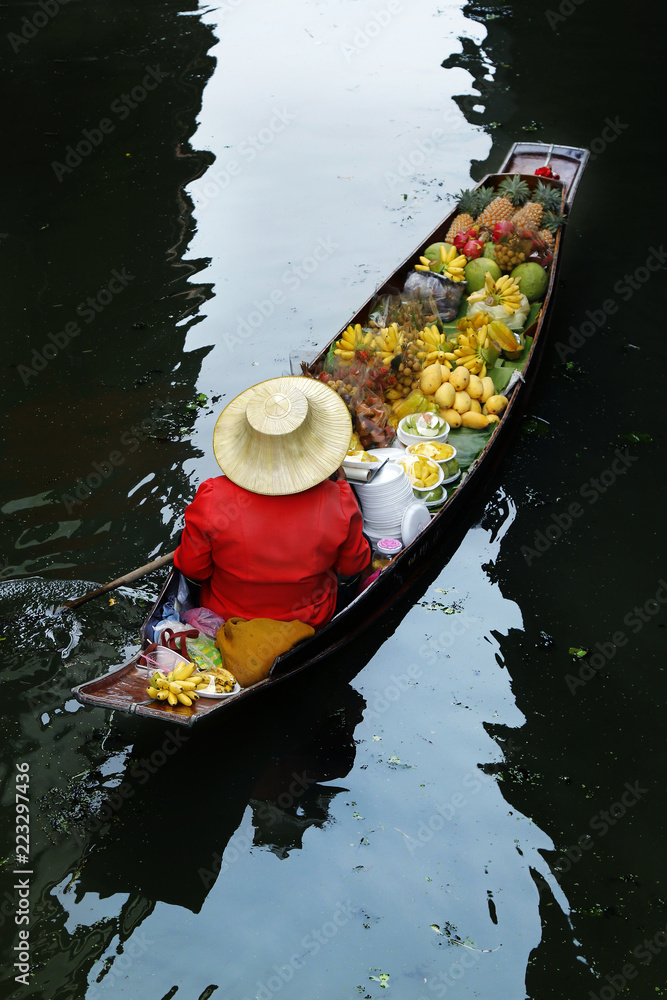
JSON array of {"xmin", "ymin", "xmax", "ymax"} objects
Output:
[{"xmin": 174, "ymin": 476, "xmax": 370, "ymax": 628}]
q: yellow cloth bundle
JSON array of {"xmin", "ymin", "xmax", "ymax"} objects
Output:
[{"xmin": 215, "ymin": 617, "xmax": 315, "ymax": 688}]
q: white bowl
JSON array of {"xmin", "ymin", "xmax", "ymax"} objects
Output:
[
  {"xmin": 397, "ymin": 415, "xmax": 450, "ymax": 447},
  {"xmin": 396, "ymin": 455, "xmax": 445, "ymax": 493}
]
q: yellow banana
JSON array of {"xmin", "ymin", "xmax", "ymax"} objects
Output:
[
  {"xmin": 167, "ymin": 692, "xmax": 178, "ymax": 706},
  {"xmin": 173, "ymin": 661, "xmax": 196, "ymax": 681},
  {"xmin": 146, "ymin": 686, "xmax": 160, "ymax": 699},
  {"xmin": 177, "ymin": 692, "xmax": 193, "ymax": 707},
  {"xmin": 156, "ymin": 690, "xmax": 170, "ymax": 701}
]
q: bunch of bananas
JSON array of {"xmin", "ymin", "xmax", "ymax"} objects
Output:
[
  {"xmin": 413, "ymin": 324, "xmax": 454, "ymax": 367},
  {"xmin": 467, "ymin": 273, "xmax": 523, "ymax": 315},
  {"xmin": 415, "ymin": 245, "xmax": 467, "ymax": 282},
  {"xmin": 201, "ymin": 667, "xmax": 238, "ymax": 694},
  {"xmin": 146, "ymin": 660, "xmax": 209, "ymax": 708},
  {"xmin": 333, "ymin": 323, "xmax": 373, "ymax": 361},
  {"xmin": 372, "ymin": 322, "xmax": 403, "ymax": 362},
  {"xmin": 451, "ymin": 313, "xmax": 500, "ymax": 377}
]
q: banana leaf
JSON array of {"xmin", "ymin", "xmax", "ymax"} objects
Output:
[
  {"xmin": 524, "ymin": 301, "xmax": 542, "ymax": 329},
  {"xmin": 447, "ymin": 424, "xmax": 495, "ymax": 471},
  {"xmin": 488, "ymin": 335, "xmax": 534, "ymax": 393},
  {"xmin": 323, "ymin": 341, "xmax": 336, "ymax": 372}
]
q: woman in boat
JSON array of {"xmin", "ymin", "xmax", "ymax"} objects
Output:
[{"xmin": 173, "ymin": 376, "xmax": 371, "ymax": 630}]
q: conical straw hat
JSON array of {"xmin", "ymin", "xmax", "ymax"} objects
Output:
[{"xmin": 213, "ymin": 376, "xmax": 353, "ymax": 495}]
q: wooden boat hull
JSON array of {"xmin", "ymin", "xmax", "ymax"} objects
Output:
[{"xmin": 72, "ymin": 141, "xmax": 589, "ymax": 727}]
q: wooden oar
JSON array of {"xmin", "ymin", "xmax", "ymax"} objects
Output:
[{"xmin": 57, "ymin": 551, "xmax": 175, "ymax": 613}]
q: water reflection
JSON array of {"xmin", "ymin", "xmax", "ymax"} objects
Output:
[
  {"xmin": 3, "ymin": 0, "xmax": 218, "ymax": 583},
  {"xmin": 37, "ymin": 686, "xmax": 365, "ymax": 993}
]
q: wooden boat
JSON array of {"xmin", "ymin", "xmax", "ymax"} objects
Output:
[{"xmin": 72, "ymin": 141, "xmax": 589, "ymax": 727}]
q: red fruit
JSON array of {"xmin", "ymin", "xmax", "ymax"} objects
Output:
[
  {"xmin": 453, "ymin": 225, "xmax": 480, "ymax": 250},
  {"xmin": 535, "ymin": 165, "xmax": 560, "ymax": 180},
  {"xmin": 461, "ymin": 238, "xmax": 483, "ymax": 259},
  {"xmin": 492, "ymin": 220, "xmax": 514, "ymax": 243}
]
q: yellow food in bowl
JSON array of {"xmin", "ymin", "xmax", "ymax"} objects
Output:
[
  {"xmin": 406, "ymin": 442, "xmax": 455, "ymax": 461},
  {"xmin": 398, "ymin": 456, "xmax": 442, "ymax": 489}
]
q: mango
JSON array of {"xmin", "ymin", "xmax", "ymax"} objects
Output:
[
  {"xmin": 480, "ymin": 376, "xmax": 495, "ymax": 403},
  {"xmin": 420, "ymin": 363, "xmax": 443, "ymax": 395},
  {"xmin": 467, "ymin": 373, "xmax": 483, "ymax": 399},
  {"xmin": 443, "ymin": 408, "xmax": 462, "ymax": 428},
  {"xmin": 453, "ymin": 390, "xmax": 472, "ymax": 414},
  {"xmin": 434, "ymin": 381, "xmax": 455, "ymax": 410},
  {"xmin": 449, "ymin": 367, "xmax": 470, "ymax": 392},
  {"xmin": 461, "ymin": 411, "xmax": 490, "ymax": 429},
  {"xmin": 485, "ymin": 394, "xmax": 508, "ymax": 415}
]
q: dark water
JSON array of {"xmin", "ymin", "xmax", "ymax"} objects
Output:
[{"xmin": 1, "ymin": 1, "xmax": 665, "ymax": 998}]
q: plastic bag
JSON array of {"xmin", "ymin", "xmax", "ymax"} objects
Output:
[
  {"xmin": 403, "ymin": 270, "xmax": 466, "ymax": 322},
  {"xmin": 181, "ymin": 606, "xmax": 225, "ymax": 639},
  {"xmin": 140, "ymin": 645, "xmax": 190, "ymax": 673},
  {"xmin": 185, "ymin": 633, "xmax": 224, "ymax": 672}
]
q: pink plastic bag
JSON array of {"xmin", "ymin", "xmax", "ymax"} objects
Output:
[{"xmin": 181, "ymin": 606, "xmax": 225, "ymax": 639}]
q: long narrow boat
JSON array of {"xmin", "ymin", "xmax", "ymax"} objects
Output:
[{"xmin": 72, "ymin": 141, "xmax": 589, "ymax": 727}]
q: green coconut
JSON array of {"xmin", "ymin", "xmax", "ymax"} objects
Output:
[
  {"xmin": 463, "ymin": 257, "xmax": 502, "ymax": 292},
  {"xmin": 423, "ymin": 242, "xmax": 453, "ymax": 264},
  {"xmin": 510, "ymin": 262, "xmax": 549, "ymax": 302}
]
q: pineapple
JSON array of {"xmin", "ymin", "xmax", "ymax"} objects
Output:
[
  {"xmin": 445, "ymin": 188, "xmax": 478, "ymax": 244},
  {"xmin": 538, "ymin": 229, "xmax": 556, "ymax": 254},
  {"xmin": 476, "ymin": 195, "xmax": 514, "ymax": 228},
  {"xmin": 512, "ymin": 179, "xmax": 563, "ymax": 229},
  {"xmin": 538, "ymin": 209, "xmax": 566, "ymax": 253},
  {"xmin": 498, "ymin": 174, "xmax": 531, "ymax": 207},
  {"xmin": 475, "ymin": 173, "xmax": 529, "ymax": 230}
]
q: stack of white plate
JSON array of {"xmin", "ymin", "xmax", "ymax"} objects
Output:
[{"xmin": 353, "ymin": 463, "xmax": 415, "ymax": 541}]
